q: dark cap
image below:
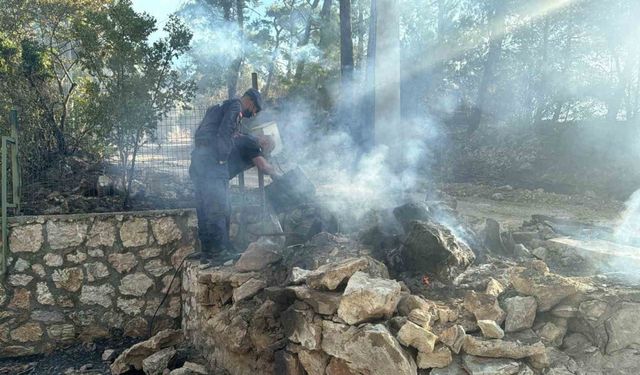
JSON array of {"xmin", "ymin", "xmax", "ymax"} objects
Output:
[{"xmin": 243, "ymin": 88, "xmax": 263, "ymax": 112}]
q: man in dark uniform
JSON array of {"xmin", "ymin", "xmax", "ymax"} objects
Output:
[
  {"xmin": 228, "ymin": 133, "xmax": 280, "ymax": 180},
  {"xmin": 189, "ymin": 88, "xmax": 263, "ymax": 263}
]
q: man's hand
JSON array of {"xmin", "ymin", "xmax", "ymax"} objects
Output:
[{"xmin": 252, "ymin": 156, "xmax": 278, "ymax": 177}]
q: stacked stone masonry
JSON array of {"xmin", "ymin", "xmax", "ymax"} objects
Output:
[{"xmin": 0, "ymin": 209, "xmax": 199, "ymax": 358}]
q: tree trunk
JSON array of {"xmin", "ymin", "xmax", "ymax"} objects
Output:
[
  {"xmin": 470, "ymin": 1, "xmax": 507, "ymax": 134},
  {"xmin": 227, "ymin": 0, "xmax": 244, "ymax": 98},
  {"xmin": 264, "ymin": 24, "xmax": 282, "ymax": 98},
  {"xmin": 318, "ymin": 0, "xmax": 333, "ymax": 49},
  {"xmin": 339, "ymin": 0, "xmax": 354, "ymax": 134},
  {"xmin": 534, "ymin": 17, "xmax": 550, "ymax": 125},
  {"xmin": 294, "ymin": 0, "xmax": 321, "ymax": 80},
  {"xmin": 359, "ymin": 0, "xmax": 376, "ymax": 152}
]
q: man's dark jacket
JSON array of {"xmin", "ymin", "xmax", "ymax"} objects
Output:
[{"xmin": 194, "ymin": 99, "xmax": 242, "ymax": 162}]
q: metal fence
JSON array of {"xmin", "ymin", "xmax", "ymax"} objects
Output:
[{"xmin": 17, "ymin": 107, "xmax": 263, "ymax": 215}]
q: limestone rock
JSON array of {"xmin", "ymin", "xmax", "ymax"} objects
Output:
[
  {"xmin": 66, "ymin": 250, "xmax": 87, "ymax": 264},
  {"xmin": 322, "ymin": 323, "xmax": 417, "ymax": 375},
  {"xmin": 408, "ymin": 308, "xmax": 432, "ymax": 328},
  {"xmin": 80, "ymin": 284, "xmax": 115, "ymax": 308},
  {"xmin": 485, "ymin": 278, "xmax": 505, "ymax": 297},
  {"xmin": 85, "ymin": 262, "xmax": 110, "ymax": 282},
  {"xmin": 88, "ymin": 248, "xmax": 105, "ymax": 257},
  {"xmin": 605, "ymin": 302, "xmax": 640, "ymax": 353},
  {"xmin": 417, "ymin": 346, "xmax": 453, "ymax": 369},
  {"xmin": 536, "ymin": 321, "xmax": 566, "ymax": 347},
  {"xmin": 8, "ymin": 274, "xmax": 33, "ymax": 287},
  {"xmin": 142, "ymin": 347, "xmax": 176, "ymax": 375},
  {"xmin": 124, "ymin": 317, "xmax": 149, "ymax": 338},
  {"xmin": 510, "ymin": 266, "xmax": 579, "ymax": 312},
  {"xmin": 208, "ymin": 310, "xmax": 251, "ymax": 353},
  {"xmin": 9, "ymin": 224, "xmax": 43, "ymax": 253},
  {"xmin": 111, "ymin": 329, "xmax": 182, "ymax": 374},
  {"xmin": 47, "ymin": 220, "xmax": 88, "ymax": 249},
  {"xmin": 397, "ymin": 321, "xmax": 438, "ymax": 353},
  {"xmin": 287, "ymin": 286, "xmax": 342, "ymax": 315},
  {"xmin": 108, "ymin": 253, "xmax": 139, "ymax": 273},
  {"xmin": 306, "ymin": 257, "xmax": 369, "ymax": 290},
  {"xmin": 233, "ymin": 278, "xmax": 267, "ymax": 302},
  {"xmin": 477, "ymin": 320, "xmax": 505, "ymax": 339},
  {"xmin": 171, "ymin": 245, "xmax": 195, "ymax": 268},
  {"xmin": 169, "ymin": 362, "xmax": 207, "ymax": 375},
  {"xmin": 430, "ymin": 361, "xmax": 468, "ymax": 375},
  {"xmin": 282, "ymin": 304, "xmax": 322, "ymax": 350},
  {"xmin": 275, "ymin": 351, "xmax": 305, "ymax": 375},
  {"xmin": 462, "ymin": 355, "xmax": 520, "ymax": 375},
  {"xmin": 120, "ymin": 273, "xmax": 154, "ymax": 297},
  {"xmin": 400, "ymin": 220, "xmax": 475, "ymax": 280},
  {"xmin": 439, "ymin": 325, "xmax": 466, "ymax": 354},
  {"xmin": 36, "ymin": 282, "xmax": 55, "ymax": 305},
  {"xmin": 13, "ymin": 258, "xmax": 30, "ymax": 272},
  {"xmin": 0, "ymin": 284, "xmax": 5, "ymax": 305},
  {"xmin": 102, "ymin": 349, "xmax": 117, "ymax": 362},
  {"xmin": 11, "ymin": 322, "xmax": 43, "ymax": 342},
  {"xmin": 532, "ymin": 247, "xmax": 547, "ymax": 260},
  {"xmin": 140, "ymin": 248, "xmax": 162, "ymax": 259},
  {"xmin": 151, "ymin": 217, "xmax": 182, "ymax": 245},
  {"xmin": 290, "ymin": 267, "xmax": 312, "ymax": 284},
  {"xmin": 8, "ymin": 288, "xmax": 30, "ymax": 309},
  {"xmin": 579, "ymin": 299, "xmax": 608, "ymax": 321},
  {"xmin": 234, "ymin": 240, "xmax": 282, "ymax": 272},
  {"xmin": 337, "ymin": 271, "xmax": 401, "ymax": 325},
  {"xmin": 31, "ymin": 264, "xmax": 46, "ymax": 278},
  {"xmin": 47, "ymin": 324, "xmax": 75, "ymax": 341},
  {"xmin": 86, "ymin": 220, "xmax": 116, "ymax": 248},
  {"xmin": 464, "ymin": 291, "xmax": 506, "ymax": 324},
  {"xmin": 52, "ymin": 267, "xmax": 84, "ymax": 292},
  {"xmin": 462, "ymin": 335, "xmax": 545, "ymax": 359},
  {"xmin": 120, "ymin": 218, "xmax": 149, "ymax": 248},
  {"xmin": 504, "ymin": 296, "xmax": 537, "ymax": 332},
  {"xmin": 397, "ymin": 294, "xmax": 432, "ymax": 316},
  {"xmin": 118, "ymin": 298, "xmax": 146, "ymax": 315},
  {"xmin": 44, "ymin": 253, "xmax": 63, "ymax": 267},
  {"xmin": 298, "ymin": 349, "xmax": 329, "ymax": 375},
  {"xmin": 145, "ymin": 259, "xmax": 172, "ymax": 277}
]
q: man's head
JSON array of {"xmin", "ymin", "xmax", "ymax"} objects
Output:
[
  {"xmin": 240, "ymin": 88, "xmax": 263, "ymax": 119},
  {"xmin": 257, "ymin": 135, "xmax": 275, "ymax": 156}
]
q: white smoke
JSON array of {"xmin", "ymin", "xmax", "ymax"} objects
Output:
[{"xmin": 614, "ymin": 189, "xmax": 640, "ymax": 245}]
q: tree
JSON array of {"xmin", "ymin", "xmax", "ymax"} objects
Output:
[{"xmin": 76, "ymin": 0, "xmax": 195, "ymax": 207}]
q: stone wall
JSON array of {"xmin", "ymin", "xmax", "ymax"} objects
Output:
[{"xmin": 0, "ymin": 209, "xmax": 199, "ymax": 358}]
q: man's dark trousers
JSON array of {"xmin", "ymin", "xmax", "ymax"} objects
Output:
[{"xmin": 189, "ymin": 147, "xmax": 231, "ymax": 258}]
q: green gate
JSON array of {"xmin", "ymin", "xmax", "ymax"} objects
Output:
[{"xmin": 0, "ymin": 109, "xmax": 21, "ymax": 277}]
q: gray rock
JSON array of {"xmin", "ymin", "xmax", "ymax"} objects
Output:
[
  {"xmin": 439, "ymin": 325, "xmax": 466, "ymax": 354},
  {"xmin": 417, "ymin": 346, "xmax": 453, "ymax": 369},
  {"xmin": 408, "ymin": 308, "xmax": 432, "ymax": 328},
  {"xmin": 86, "ymin": 220, "xmax": 117, "ymax": 248},
  {"xmin": 31, "ymin": 310, "xmax": 65, "ymax": 323},
  {"xmin": 401, "ymin": 220, "xmax": 475, "ymax": 281},
  {"xmin": 504, "ymin": 296, "xmax": 537, "ymax": 332},
  {"xmin": 102, "ymin": 349, "xmax": 117, "ymax": 362},
  {"xmin": 430, "ymin": 360, "xmax": 468, "ymax": 375},
  {"xmin": 47, "ymin": 220, "xmax": 88, "ymax": 249},
  {"xmin": 397, "ymin": 294, "xmax": 432, "ymax": 316},
  {"xmin": 298, "ymin": 349, "xmax": 329, "ymax": 375},
  {"xmin": 513, "ymin": 244, "xmax": 532, "ymax": 258},
  {"xmin": 144, "ymin": 259, "xmax": 172, "ymax": 277},
  {"xmin": 393, "ymin": 201, "xmax": 431, "ymax": 231},
  {"xmin": 282, "ymin": 304, "xmax": 322, "ymax": 350},
  {"xmin": 290, "ymin": 267, "xmax": 312, "ymax": 284},
  {"xmin": 66, "ymin": 250, "xmax": 87, "ymax": 264},
  {"xmin": 485, "ymin": 278, "xmax": 506, "ymax": 297},
  {"xmin": 464, "ymin": 291, "xmax": 506, "ymax": 324},
  {"xmin": 14, "ymin": 258, "xmax": 30, "ymax": 272},
  {"xmin": 234, "ymin": 239, "xmax": 282, "ymax": 272},
  {"xmin": 477, "ymin": 320, "xmax": 505, "ymax": 339},
  {"xmin": 85, "ymin": 262, "xmax": 110, "ymax": 282},
  {"xmin": 47, "ymin": 324, "xmax": 75, "ymax": 341},
  {"xmin": 605, "ymin": 302, "xmax": 640, "ymax": 353},
  {"xmin": 306, "ymin": 257, "xmax": 369, "ymax": 291},
  {"xmin": 52, "ymin": 267, "xmax": 84, "ymax": 292},
  {"xmin": 36, "ymin": 282, "xmax": 55, "ymax": 305},
  {"xmin": 9, "ymin": 224, "xmax": 43, "ymax": 253},
  {"xmin": 532, "ymin": 247, "xmax": 547, "ymax": 260},
  {"xmin": 142, "ymin": 347, "xmax": 176, "ymax": 375},
  {"xmin": 9, "ymin": 274, "xmax": 33, "ymax": 286},
  {"xmin": 397, "ymin": 321, "xmax": 438, "ymax": 353},
  {"xmin": 462, "ymin": 355, "xmax": 520, "ymax": 375},
  {"xmin": 337, "ymin": 271, "xmax": 401, "ymax": 325},
  {"xmin": 483, "ymin": 218, "xmax": 507, "ymax": 254},
  {"xmin": 287, "ymin": 286, "xmax": 342, "ymax": 315},
  {"xmin": 80, "ymin": 284, "xmax": 115, "ymax": 308},
  {"xmin": 462, "ymin": 335, "xmax": 545, "ymax": 359},
  {"xmin": 119, "ymin": 273, "xmax": 154, "ymax": 297},
  {"xmin": 322, "ymin": 323, "xmax": 417, "ymax": 375},
  {"xmin": 44, "ymin": 253, "xmax": 63, "ymax": 267},
  {"xmin": 108, "ymin": 253, "xmax": 139, "ymax": 273},
  {"xmin": 140, "ymin": 248, "xmax": 162, "ymax": 259},
  {"xmin": 233, "ymin": 278, "xmax": 267, "ymax": 302},
  {"xmin": 151, "ymin": 217, "xmax": 182, "ymax": 245},
  {"xmin": 510, "ymin": 266, "xmax": 579, "ymax": 312},
  {"xmin": 120, "ymin": 218, "xmax": 149, "ymax": 248},
  {"xmin": 118, "ymin": 298, "xmax": 146, "ymax": 315}
]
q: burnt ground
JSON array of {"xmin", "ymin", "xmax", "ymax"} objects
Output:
[{"xmin": 0, "ymin": 337, "xmax": 139, "ymax": 375}]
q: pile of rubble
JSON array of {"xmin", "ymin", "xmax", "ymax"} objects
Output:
[{"xmin": 116, "ymin": 200, "xmax": 640, "ymax": 375}]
